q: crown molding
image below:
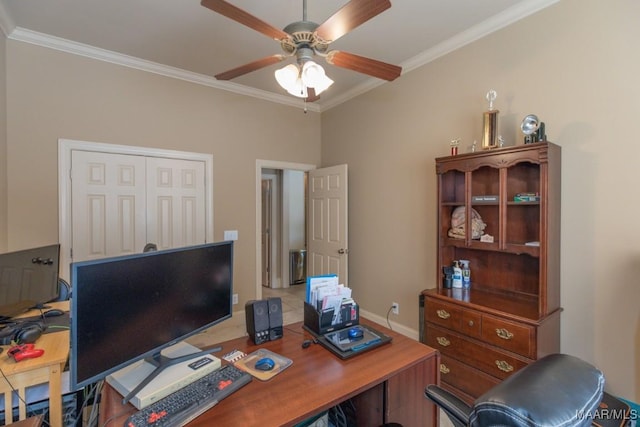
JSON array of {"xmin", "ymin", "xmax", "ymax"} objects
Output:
[
  {"xmin": 401, "ymin": 0, "xmax": 560, "ymax": 75},
  {"xmin": 321, "ymin": 0, "xmax": 560, "ymax": 111},
  {"xmin": 7, "ymin": 27, "xmax": 321, "ymax": 113},
  {"xmin": 3, "ymin": 0, "xmax": 558, "ymax": 113}
]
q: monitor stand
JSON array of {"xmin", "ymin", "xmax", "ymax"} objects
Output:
[
  {"xmin": 29, "ymin": 302, "xmax": 52, "ymax": 311},
  {"xmin": 106, "ymin": 342, "xmax": 222, "ymax": 409},
  {"xmin": 0, "ymin": 300, "xmax": 38, "ymax": 320}
]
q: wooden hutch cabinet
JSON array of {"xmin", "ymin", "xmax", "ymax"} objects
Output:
[{"xmin": 421, "ymin": 142, "xmax": 561, "ymax": 404}]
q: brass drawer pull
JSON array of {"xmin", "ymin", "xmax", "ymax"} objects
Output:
[
  {"xmin": 496, "ymin": 328, "xmax": 514, "ymax": 340},
  {"xmin": 495, "ymin": 360, "xmax": 514, "ymax": 372},
  {"xmin": 440, "ymin": 364, "xmax": 450, "ymax": 374},
  {"xmin": 436, "ymin": 309, "xmax": 450, "ymax": 319},
  {"xmin": 468, "ymin": 320, "xmax": 474, "ymax": 326},
  {"xmin": 436, "ymin": 336, "xmax": 451, "ymax": 347}
]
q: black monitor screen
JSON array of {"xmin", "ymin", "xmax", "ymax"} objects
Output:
[
  {"xmin": 0, "ymin": 244, "xmax": 60, "ymax": 318},
  {"xmin": 70, "ymin": 241, "xmax": 233, "ymax": 390}
]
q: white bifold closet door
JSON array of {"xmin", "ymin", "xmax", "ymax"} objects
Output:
[{"xmin": 70, "ymin": 150, "xmax": 206, "ymax": 263}]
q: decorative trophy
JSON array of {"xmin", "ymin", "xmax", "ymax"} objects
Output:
[
  {"xmin": 450, "ymin": 138, "xmax": 460, "ymax": 156},
  {"xmin": 521, "ymin": 114, "xmax": 547, "ymax": 144},
  {"xmin": 482, "ymin": 90, "xmax": 499, "ymax": 149}
]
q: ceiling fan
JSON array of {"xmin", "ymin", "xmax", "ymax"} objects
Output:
[{"xmin": 201, "ymin": 0, "xmax": 402, "ymax": 101}]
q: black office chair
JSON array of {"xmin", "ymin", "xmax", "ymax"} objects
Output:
[
  {"xmin": 53, "ymin": 277, "xmax": 71, "ymax": 301},
  {"xmin": 425, "ymin": 354, "xmax": 606, "ymax": 427}
]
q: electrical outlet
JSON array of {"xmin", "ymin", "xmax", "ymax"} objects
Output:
[
  {"xmin": 232, "ymin": 293, "xmax": 238, "ymax": 305},
  {"xmin": 391, "ymin": 302, "xmax": 399, "ymax": 315}
]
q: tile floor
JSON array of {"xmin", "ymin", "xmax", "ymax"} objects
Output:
[{"xmin": 185, "ymin": 285, "xmax": 306, "ymax": 349}]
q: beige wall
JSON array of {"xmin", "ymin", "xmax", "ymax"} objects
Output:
[
  {"xmin": 322, "ymin": 0, "xmax": 640, "ymax": 401},
  {"xmin": 0, "ymin": 34, "xmax": 7, "ymax": 252},
  {"xmin": 1, "ymin": 0, "xmax": 638, "ymax": 404},
  {"xmin": 4, "ymin": 41, "xmax": 321, "ymax": 312}
]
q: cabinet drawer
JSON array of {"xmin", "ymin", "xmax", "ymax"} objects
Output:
[
  {"xmin": 461, "ymin": 310, "xmax": 482, "ymax": 339},
  {"xmin": 481, "ymin": 314, "xmax": 535, "ymax": 358},
  {"xmin": 439, "ymin": 355, "xmax": 499, "ymax": 400},
  {"xmin": 425, "ymin": 298, "xmax": 482, "ymax": 339},
  {"xmin": 425, "ymin": 299, "xmax": 462, "ymax": 330},
  {"xmin": 425, "ymin": 324, "xmax": 529, "ymax": 380}
]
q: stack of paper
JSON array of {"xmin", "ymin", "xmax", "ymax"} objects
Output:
[{"xmin": 306, "ymin": 275, "xmax": 354, "ymax": 325}]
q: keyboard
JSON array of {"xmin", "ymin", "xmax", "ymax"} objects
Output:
[{"xmin": 124, "ymin": 364, "xmax": 252, "ymax": 427}]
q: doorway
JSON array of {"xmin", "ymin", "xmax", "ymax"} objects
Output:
[
  {"xmin": 261, "ymin": 169, "xmax": 282, "ymax": 289},
  {"xmin": 260, "ymin": 168, "xmax": 306, "ymax": 291},
  {"xmin": 255, "ymin": 160, "xmax": 315, "ymax": 303},
  {"xmin": 261, "ymin": 177, "xmax": 273, "ymax": 289}
]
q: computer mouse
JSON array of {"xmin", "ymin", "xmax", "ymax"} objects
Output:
[
  {"xmin": 348, "ymin": 327, "xmax": 364, "ymax": 340},
  {"xmin": 43, "ymin": 309, "xmax": 65, "ymax": 318},
  {"xmin": 254, "ymin": 357, "xmax": 275, "ymax": 371}
]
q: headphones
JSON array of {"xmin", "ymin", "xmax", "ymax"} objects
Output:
[{"xmin": 0, "ymin": 321, "xmax": 45, "ymax": 345}]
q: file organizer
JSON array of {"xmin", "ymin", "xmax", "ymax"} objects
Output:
[{"xmin": 303, "ymin": 301, "xmax": 359, "ymax": 335}]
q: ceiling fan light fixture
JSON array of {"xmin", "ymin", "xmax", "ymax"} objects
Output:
[
  {"xmin": 275, "ymin": 64, "xmax": 299, "ymax": 90},
  {"xmin": 275, "ymin": 64, "xmax": 307, "ymax": 98},
  {"xmin": 275, "ymin": 60, "xmax": 332, "ymax": 98},
  {"xmin": 288, "ymin": 77, "xmax": 309, "ymax": 98},
  {"xmin": 302, "ymin": 60, "xmax": 323, "ymax": 82},
  {"xmin": 309, "ymin": 73, "xmax": 334, "ymax": 95},
  {"xmin": 302, "ymin": 61, "xmax": 334, "ymax": 95}
]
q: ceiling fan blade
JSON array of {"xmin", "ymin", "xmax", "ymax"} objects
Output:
[
  {"xmin": 326, "ymin": 51, "xmax": 401, "ymax": 81},
  {"xmin": 201, "ymin": 0, "xmax": 290, "ymax": 41},
  {"xmin": 305, "ymin": 87, "xmax": 320, "ymax": 103},
  {"xmin": 315, "ymin": 0, "xmax": 391, "ymax": 43},
  {"xmin": 215, "ymin": 55, "xmax": 286, "ymax": 80}
]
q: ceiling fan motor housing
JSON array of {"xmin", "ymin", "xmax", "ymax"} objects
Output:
[{"xmin": 281, "ymin": 21, "xmax": 329, "ymax": 55}]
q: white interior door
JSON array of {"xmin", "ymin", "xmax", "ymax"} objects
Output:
[
  {"xmin": 145, "ymin": 157, "xmax": 206, "ymax": 250},
  {"xmin": 307, "ymin": 164, "xmax": 348, "ymax": 285},
  {"xmin": 59, "ymin": 139, "xmax": 214, "ymax": 279},
  {"xmin": 69, "ymin": 152, "xmax": 206, "ymax": 263},
  {"xmin": 261, "ymin": 179, "xmax": 272, "ymax": 288},
  {"xmin": 71, "ymin": 150, "xmax": 147, "ymax": 261}
]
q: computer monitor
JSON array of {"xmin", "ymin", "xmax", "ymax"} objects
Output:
[
  {"xmin": 70, "ymin": 241, "xmax": 234, "ymax": 401},
  {"xmin": 0, "ymin": 244, "xmax": 61, "ymax": 319}
]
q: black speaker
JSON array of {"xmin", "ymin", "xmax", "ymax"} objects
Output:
[
  {"xmin": 0, "ymin": 321, "xmax": 45, "ymax": 345},
  {"xmin": 245, "ymin": 299, "xmax": 270, "ymax": 344},
  {"xmin": 268, "ymin": 297, "xmax": 283, "ymax": 341}
]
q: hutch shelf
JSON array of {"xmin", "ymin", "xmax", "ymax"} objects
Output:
[{"xmin": 421, "ymin": 141, "xmax": 561, "ymax": 403}]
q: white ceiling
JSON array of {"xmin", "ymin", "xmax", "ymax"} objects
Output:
[{"xmin": 0, "ymin": 0, "xmax": 558, "ymax": 111}]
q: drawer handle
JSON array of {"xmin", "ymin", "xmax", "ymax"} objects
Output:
[
  {"xmin": 468, "ymin": 320, "xmax": 474, "ymax": 327},
  {"xmin": 495, "ymin": 360, "xmax": 514, "ymax": 373},
  {"xmin": 436, "ymin": 336, "xmax": 451, "ymax": 347},
  {"xmin": 496, "ymin": 328, "xmax": 514, "ymax": 340},
  {"xmin": 436, "ymin": 309, "xmax": 450, "ymax": 319},
  {"xmin": 440, "ymin": 364, "xmax": 450, "ymax": 374}
]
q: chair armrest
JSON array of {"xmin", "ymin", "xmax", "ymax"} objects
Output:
[{"xmin": 425, "ymin": 384, "xmax": 471, "ymax": 427}]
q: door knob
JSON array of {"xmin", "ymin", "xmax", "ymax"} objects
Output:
[{"xmin": 338, "ymin": 248, "xmax": 349, "ymax": 254}]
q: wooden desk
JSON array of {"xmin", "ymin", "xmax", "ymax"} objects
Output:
[
  {"xmin": 0, "ymin": 302, "xmax": 70, "ymax": 426},
  {"xmin": 99, "ymin": 319, "xmax": 440, "ymax": 427}
]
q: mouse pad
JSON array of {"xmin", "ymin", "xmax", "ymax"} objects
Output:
[{"xmin": 233, "ymin": 348, "xmax": 292, "ymax": 381}]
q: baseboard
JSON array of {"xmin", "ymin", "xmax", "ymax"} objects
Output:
[
  {"xmin": 202, "ymin": 308, "xmax": 420, "ymax": 342},
  {"xmin": 359, "ymin": 309, "xmax": 419, "ymax": 341}
]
